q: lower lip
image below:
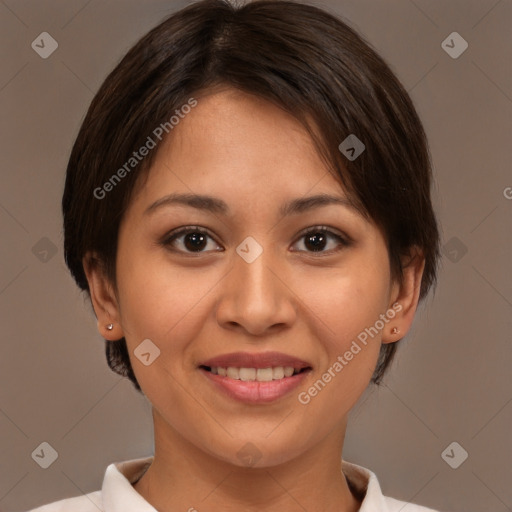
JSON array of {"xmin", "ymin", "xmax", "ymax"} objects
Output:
[{"xmin": 199, "ymin": 367, "xmax": 311, "ymax": 404}]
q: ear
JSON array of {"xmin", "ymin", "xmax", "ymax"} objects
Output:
[
  {"xmin": 382, "ymin": 246, "xmax": 425, "ymax": 344},
  {"xmin": 82, "ymin": 252, "xmax": 124, "ymax": 340}
]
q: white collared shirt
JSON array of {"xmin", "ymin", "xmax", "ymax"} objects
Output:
[{"xmin": 27, "ymin": 456, "xmax": 443, "ymax": 512}]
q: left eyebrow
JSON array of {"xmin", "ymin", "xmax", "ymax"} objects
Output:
[
  {"xmin": 279, "ymin": 193, "xmax": 364, "ymax": 218},
  {"xmin": 144, "ymin": 192, "xmax": 365, "ymax": 218}
]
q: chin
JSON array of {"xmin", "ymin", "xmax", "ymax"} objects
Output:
[{"xmin": 205, "ymin": 436, "xmax": 305, "ymax": 469}]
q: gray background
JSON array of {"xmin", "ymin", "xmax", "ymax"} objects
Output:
[{"xmin": 0, "ymin": 0, "xmax": 511, "ymax": 511}]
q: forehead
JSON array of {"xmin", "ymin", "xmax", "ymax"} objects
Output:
[
  {"xmin": 135, "ymin": 88, "xmax": 350, "ymax": 207},
  {"xmin": 178, "ymin": 89, "xmax": 322, "ymax": 167}
]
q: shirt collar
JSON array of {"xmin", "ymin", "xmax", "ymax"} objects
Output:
[
  {"xmin": 102, "ymin": 456, "xmax": 389, "ymax": 511},
  {"xmin": 102, "ymin": 457, "xmax": 155, "ymax": 511},
  {"xmin": 341, "ymin": 459, "xmax": 390, "ymax": 511}
]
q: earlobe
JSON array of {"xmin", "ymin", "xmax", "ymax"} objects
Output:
[
  {"xmin": 382, "ymin": 247, "xmax": 425, "ymax": 344},
  {"xmin": 82, "ymin": 252, "xmax": 123, "ymax": 340}
]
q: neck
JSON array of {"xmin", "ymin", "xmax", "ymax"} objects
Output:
[{"xmin": 133, "ymin": 409, "xmax": 361, "ymax": 512}]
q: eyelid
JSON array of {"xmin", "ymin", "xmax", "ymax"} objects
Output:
[{"xmin": 293, "ymin": 224, "xmax": 352, "ymax": 244}]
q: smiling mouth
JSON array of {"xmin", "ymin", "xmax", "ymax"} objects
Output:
[{"xmin": 199, "ymin": 365, "xmax": 311, "ymax": 381}]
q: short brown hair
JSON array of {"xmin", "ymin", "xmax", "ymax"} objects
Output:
[{"xmin": 63, "ymin": 0, "xmax": 441, "ymax": 392}]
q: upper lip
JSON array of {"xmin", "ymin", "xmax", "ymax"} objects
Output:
[{"xmin": 199, "ymin": 351, "xmax": 312, "ymax": 370}]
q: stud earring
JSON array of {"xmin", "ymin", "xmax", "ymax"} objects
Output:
[
  {"xmin": 106, "ymin": 323, "xmax": 114, "ymax": 331},
  {"xmin": 391, "ymin": 327, "xmax": 399, "ymax": 335}
]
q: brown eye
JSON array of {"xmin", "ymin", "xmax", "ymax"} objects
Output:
[
  {"xmin": 162, "ymin": 227, "xmax": 222, "ymax": 253},
  {"xmin": 304, "ymin": 232, "xmax": 328, "ymax": 251},
  {"xmin": 292, "ymin": 226, "xmax": 350, "ymax": 255},
  {"xmin": 161, "ymin": 225, "xmax": 350, "ymax": 256}
]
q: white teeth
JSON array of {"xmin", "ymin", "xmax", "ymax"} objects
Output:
[
  {"xmin": 272, "ymin": 366, "xmax": 284, "ymax": 379},
  {"xmin": 256, "ymin": 368, "xmax": 273, "ymax": 381},
  {"xmin": 284, "ymin": 366, "xmax": 294, "ymax": 377},
  {"xmin": 208, "ymin": 365, "xmax": 301, "ymax": 381},
  {"xmin": 239, "ymin": 368, "xmax": 256, "ymax": 381},
  {"xmin": 227, "ymin": 367, "xmax": 239, "ymax": 379}
]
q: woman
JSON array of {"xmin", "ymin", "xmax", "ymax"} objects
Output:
[{"xmin": 29, "ymin": 0, "xmax": 444, "ymax": 510}]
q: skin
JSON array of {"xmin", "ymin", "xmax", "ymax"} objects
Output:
[{"xmin": 84, "ymin": 86, "xmax": 425, "ymax": 512}]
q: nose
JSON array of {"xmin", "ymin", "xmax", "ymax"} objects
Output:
[{"xmin": 215, "ymin": 242, "xmax": 297, "ymax": 336}]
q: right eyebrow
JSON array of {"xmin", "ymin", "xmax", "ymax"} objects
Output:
[{"xmin": 144, "ymin": 193, "xmax": 228, "ymax": 216}]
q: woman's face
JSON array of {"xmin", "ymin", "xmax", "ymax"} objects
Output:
[{"xmin": 89, "ymin": 87, "xmax": 421, "ymax": 467}]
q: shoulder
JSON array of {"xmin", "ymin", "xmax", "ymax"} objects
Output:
[
  {"xmin": 24, "ymin": 490, "xmax": 102, "ymax": 512},
  {"xmin": 24, "ymin": 456, "xmax": 153, "ymax": 512},
  {"xmin": 342, "ymin": 460, "xmax": 444, "ymax": 512},
  {"xmin": 384, "ymin": 496, "xmax": 443, "ymax": 511}
]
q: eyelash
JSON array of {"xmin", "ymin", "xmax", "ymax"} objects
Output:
[{"xmin": 161, "ymin": 225, "xmax": 351, "ymax": 256}]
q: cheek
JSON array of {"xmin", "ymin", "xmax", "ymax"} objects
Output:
[
  {"xmin": 304, "ymin": 258, "xmax": 390, "ymax": 340},
  {"xmin": 114, "ymin": 252, "xmax": 224, "ymax": 397},
  {"xmin": 115, "ymin": 247, "xmax": 208, "ymax": 335},
  {"xmin": 296, "ymin": 283, "xmax": 384, "ymax": 418},
  {"xmin": 299, "ymin": 260, "xmax": 389, "ymax": 394}
]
